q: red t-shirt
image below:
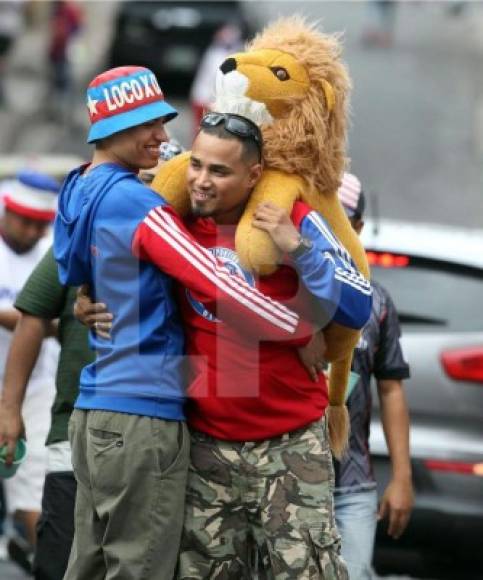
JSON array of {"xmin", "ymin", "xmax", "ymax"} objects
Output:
[{"xmin": 181, "ymin": 202, "xmax": 329, "ymax": 440}]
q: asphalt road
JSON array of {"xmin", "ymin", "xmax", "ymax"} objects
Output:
[
  {"xmin": 0, "ymin": 560, "xmax": 30, "ymax": 580},
  {"xmin": 0, "ymin": 554, "xmax": 431, "ymax": 580}
]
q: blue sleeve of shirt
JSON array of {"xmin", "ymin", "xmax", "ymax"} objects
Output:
[
  {"xmin": 99, "ymin": 178, "xmax": 169, "ymax": 225},
  {"xmin": 294, "ymin": 210, "xmax": 372, "ymax": 329}
]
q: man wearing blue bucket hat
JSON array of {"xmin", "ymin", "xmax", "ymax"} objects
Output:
[
  {"xmin": 53, "ymin": 66, "xmax": 312, "ymax": 580},
  {"xmin": 84, "ymin": 66, "xmax": 178, "ymax": 144}
]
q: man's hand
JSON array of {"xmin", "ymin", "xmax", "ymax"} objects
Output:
[
  {"xmin": 0, "ymin": 403, "xmax": 25, "ymax": 466},
  {"xmin": 297, "ymin": 331, "xmax": 327, "ymax": 382},
  {"xmin": 378, "ymin": 477, "xmax": 414, "ymax": 539},
  {"xmin": 252, "ymin": 202, "xmax": 301, "ymax": 254},
  {"xmin": 74, "ymin": 285, "xmax": 113, "ymax": 339}
]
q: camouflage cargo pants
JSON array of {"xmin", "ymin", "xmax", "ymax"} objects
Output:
[{"xmin": 178, "ymin": 418, "xmax": 348, "ymax": 580}]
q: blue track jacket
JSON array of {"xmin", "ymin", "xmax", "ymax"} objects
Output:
[
  {"xmin": 54, "ymin": 163, "xmax": 186, "ymax": 420},
  {"xmin": 53, "ymin": 163, "xmax": 317, "ymax": 420}
]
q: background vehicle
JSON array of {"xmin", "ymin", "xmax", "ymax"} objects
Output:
[
  {"xmin": 107, "ymin": 1, "xmax": 256, "ymax": 95},
  {"xmin": 361, "ymin": 219, "xmax": 483, "ymax": 578}
]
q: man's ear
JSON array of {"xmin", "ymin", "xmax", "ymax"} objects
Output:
[
  {"xmin": 355, "ymin": 219, "xmax": 364, "ymax": 235},
  {"xmin": 247, "ymin": 162, "xmax": 263, "ymax": 188}
]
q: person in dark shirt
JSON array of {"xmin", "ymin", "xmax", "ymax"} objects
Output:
[{"xmin": 334, "ymin": 172, "xmax": 414, "ymax": 580}]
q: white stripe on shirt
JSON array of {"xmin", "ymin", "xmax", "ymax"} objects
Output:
[
  {"xmin": 308, "ymin": 212, "xmax": 354, "ymax": 267},
  {"xmin": 307, "ymin": 212, "xmax": 371, "ymax": 293},
  {"xmin": 334, "ymin": 273, "xmax": 373, "ymax": 296},
  {"xmin": 152, "ymin": 207, "xmax": 299, "ymax": 326},
  {"xmin": 144, "ymin": 211, "xmax": 298, "ymax": 333}
]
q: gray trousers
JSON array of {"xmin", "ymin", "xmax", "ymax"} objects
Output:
[{"xmin": 64, "ymin": 409, "xmax": 189, "ymax": 580}]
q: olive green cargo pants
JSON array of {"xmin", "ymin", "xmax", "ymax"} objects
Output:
[{"xmin": 65, "ymin": 409, "xmax": 189, "ymax": 580}]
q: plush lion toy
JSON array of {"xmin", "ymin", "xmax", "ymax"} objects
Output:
[{"xmin": 151, "ymin": 17, "xmax": 370, "ymax": 457}]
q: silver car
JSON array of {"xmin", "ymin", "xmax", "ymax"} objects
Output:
[{"xmin": 360, "ymin": 219, "xmax": 483, "ymax": 577}]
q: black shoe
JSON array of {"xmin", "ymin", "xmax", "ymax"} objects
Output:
[{"xmin": 7, "ymin": 535, "xmax": 33, "ymax": 575}]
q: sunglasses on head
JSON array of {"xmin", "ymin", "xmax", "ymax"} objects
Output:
[{"xmin": 200, "ymin": 112, "xmax": 263, "ymax": 159}]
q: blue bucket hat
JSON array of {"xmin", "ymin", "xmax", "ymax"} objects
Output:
[{"xmin": 86, "ymin": 66, "xmax": 178, "ymax": 143}]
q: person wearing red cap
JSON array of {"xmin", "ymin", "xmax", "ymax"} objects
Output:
[
  {"xmin": 53, "ymin": 66, "xmax": 315, "ymax": 580},
  {"xmin": 1, "ymin": 169, "xmax": 58, "ymax": 253},
  {"xmin": 334, "ymin": 172, "xmax": 413, "ymax": 580},
  {"xmin": 0, "ymin": 169, "xmax": 60, "ymax": 572}
]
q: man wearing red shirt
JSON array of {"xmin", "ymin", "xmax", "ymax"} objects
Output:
[{"xmin": 82, "ymin": 113, "xmax": 372, "ymax": 579}]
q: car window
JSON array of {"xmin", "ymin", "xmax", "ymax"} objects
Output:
[{"xmin": 368, "ymin": 253, "xmax": 483, "ymax": 333}]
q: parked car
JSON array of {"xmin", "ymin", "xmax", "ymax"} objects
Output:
[
  {"xmin": 360, "ymin": 219, "xmax": 483, "ymax": 577},
  {"xmin": 107, "ymin": 1, "xmax": 256, "ymax": 95}
]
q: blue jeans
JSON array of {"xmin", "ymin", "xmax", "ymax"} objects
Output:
[{"xmin": 334, "ymin": 489, "xmax": 378, "ymax": 580}]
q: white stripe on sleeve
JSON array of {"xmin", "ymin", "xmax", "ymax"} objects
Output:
[
  {"xmin": 143, "ymin": 208, "xmax": 299, "ymax": 333},
  {"xmin": 306, "ymin": 212, "xmax": 371, "ymax": 294},
  {"xmin": 153, "ymin": 207, "xmax": 298, "ymax": 325}
]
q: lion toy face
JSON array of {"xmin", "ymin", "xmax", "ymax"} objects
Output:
[
  {"xmin": 213, "ymin": 17, "xmax": 350, "ymax": 197},
  {"xmin": 215, "ymin": 48, "xmax": 311, "ymax": 123}
]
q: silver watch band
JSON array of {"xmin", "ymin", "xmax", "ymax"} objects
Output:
[{"xmin": 289, "ymin": 236, "xmax": 313, "ymax": 258}]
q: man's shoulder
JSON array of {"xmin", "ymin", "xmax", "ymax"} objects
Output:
[
  {"xmin": 99, "ymin": 177, "xmax": 168, "ymax": 219},
  {"xmin": 15, "ymin": 245, "xmax": 65, "ymax": 315},
  {"xmin": 370, "ymin": 280, "xmax": 402, "ymax": 329},
  {"xmin": 371, "ymin": 279, "xmax": 387, "ymax": 294},
  {"xmin": 371, "ymin": 280, "xmax": 393, "ymax": 307},
  {"xmin": 109, "ymin": 174, "xmax": 162, "ymax": 202}
]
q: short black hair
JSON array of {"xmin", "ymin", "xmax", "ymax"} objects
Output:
[{"xmin": 198, "ymin": 123, "xmax": 262, "ymax": 164}]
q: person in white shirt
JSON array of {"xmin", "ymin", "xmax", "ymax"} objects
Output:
[{"xmin": 0, "ymin": 169, "xmax": 59, "ymax": 572}]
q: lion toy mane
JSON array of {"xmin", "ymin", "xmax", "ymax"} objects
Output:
[{"xmin": 151, "ymin": 16, "xmax": 371, "ymax": 457}]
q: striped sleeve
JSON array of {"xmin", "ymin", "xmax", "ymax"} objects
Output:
[
  {"xmin": 293, "ymin": 210, "xmax": 373, "ymax": 330},
  {"xmin": 132, "ymin": 205, "xmax": 312, "ymax": 344}
]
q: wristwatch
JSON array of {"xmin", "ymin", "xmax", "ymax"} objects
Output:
[{"xmin": 288, "ymin": 236, "xmax": 313, "ymax": 259}]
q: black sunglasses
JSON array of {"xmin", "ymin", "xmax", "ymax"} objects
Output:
[{"xmin": 200, "ymin": 112, "xmax": 263, "ymax": 158}]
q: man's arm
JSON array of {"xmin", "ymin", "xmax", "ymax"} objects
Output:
[
  {"xmin": 0, "ymin": 309, "xmax": 21, "ymax": 332},
  {"xmin": 253, "ymin": 202, "xmax": 372, "ymax": 330},
  {"xmin": 377, "ymin": 378, "xmax": 413, "ymax": 539},
  {"xmin": 0, "ymin": 246, "xmax": 66, "ymax": 464},
  {"xmin": 373, "ymin": 286, "xmax": 413, "ymax": 539},
  {"xmin": 132, "ymin": 204, "xmax": 312, "ymax": 344},
  {"xmin": 0, "ymin": 315, "xmax": 50, "ymax": 464},
  {"xmin": 0, "ymin": 309, "xmax": 57, "ymax": 336}
]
